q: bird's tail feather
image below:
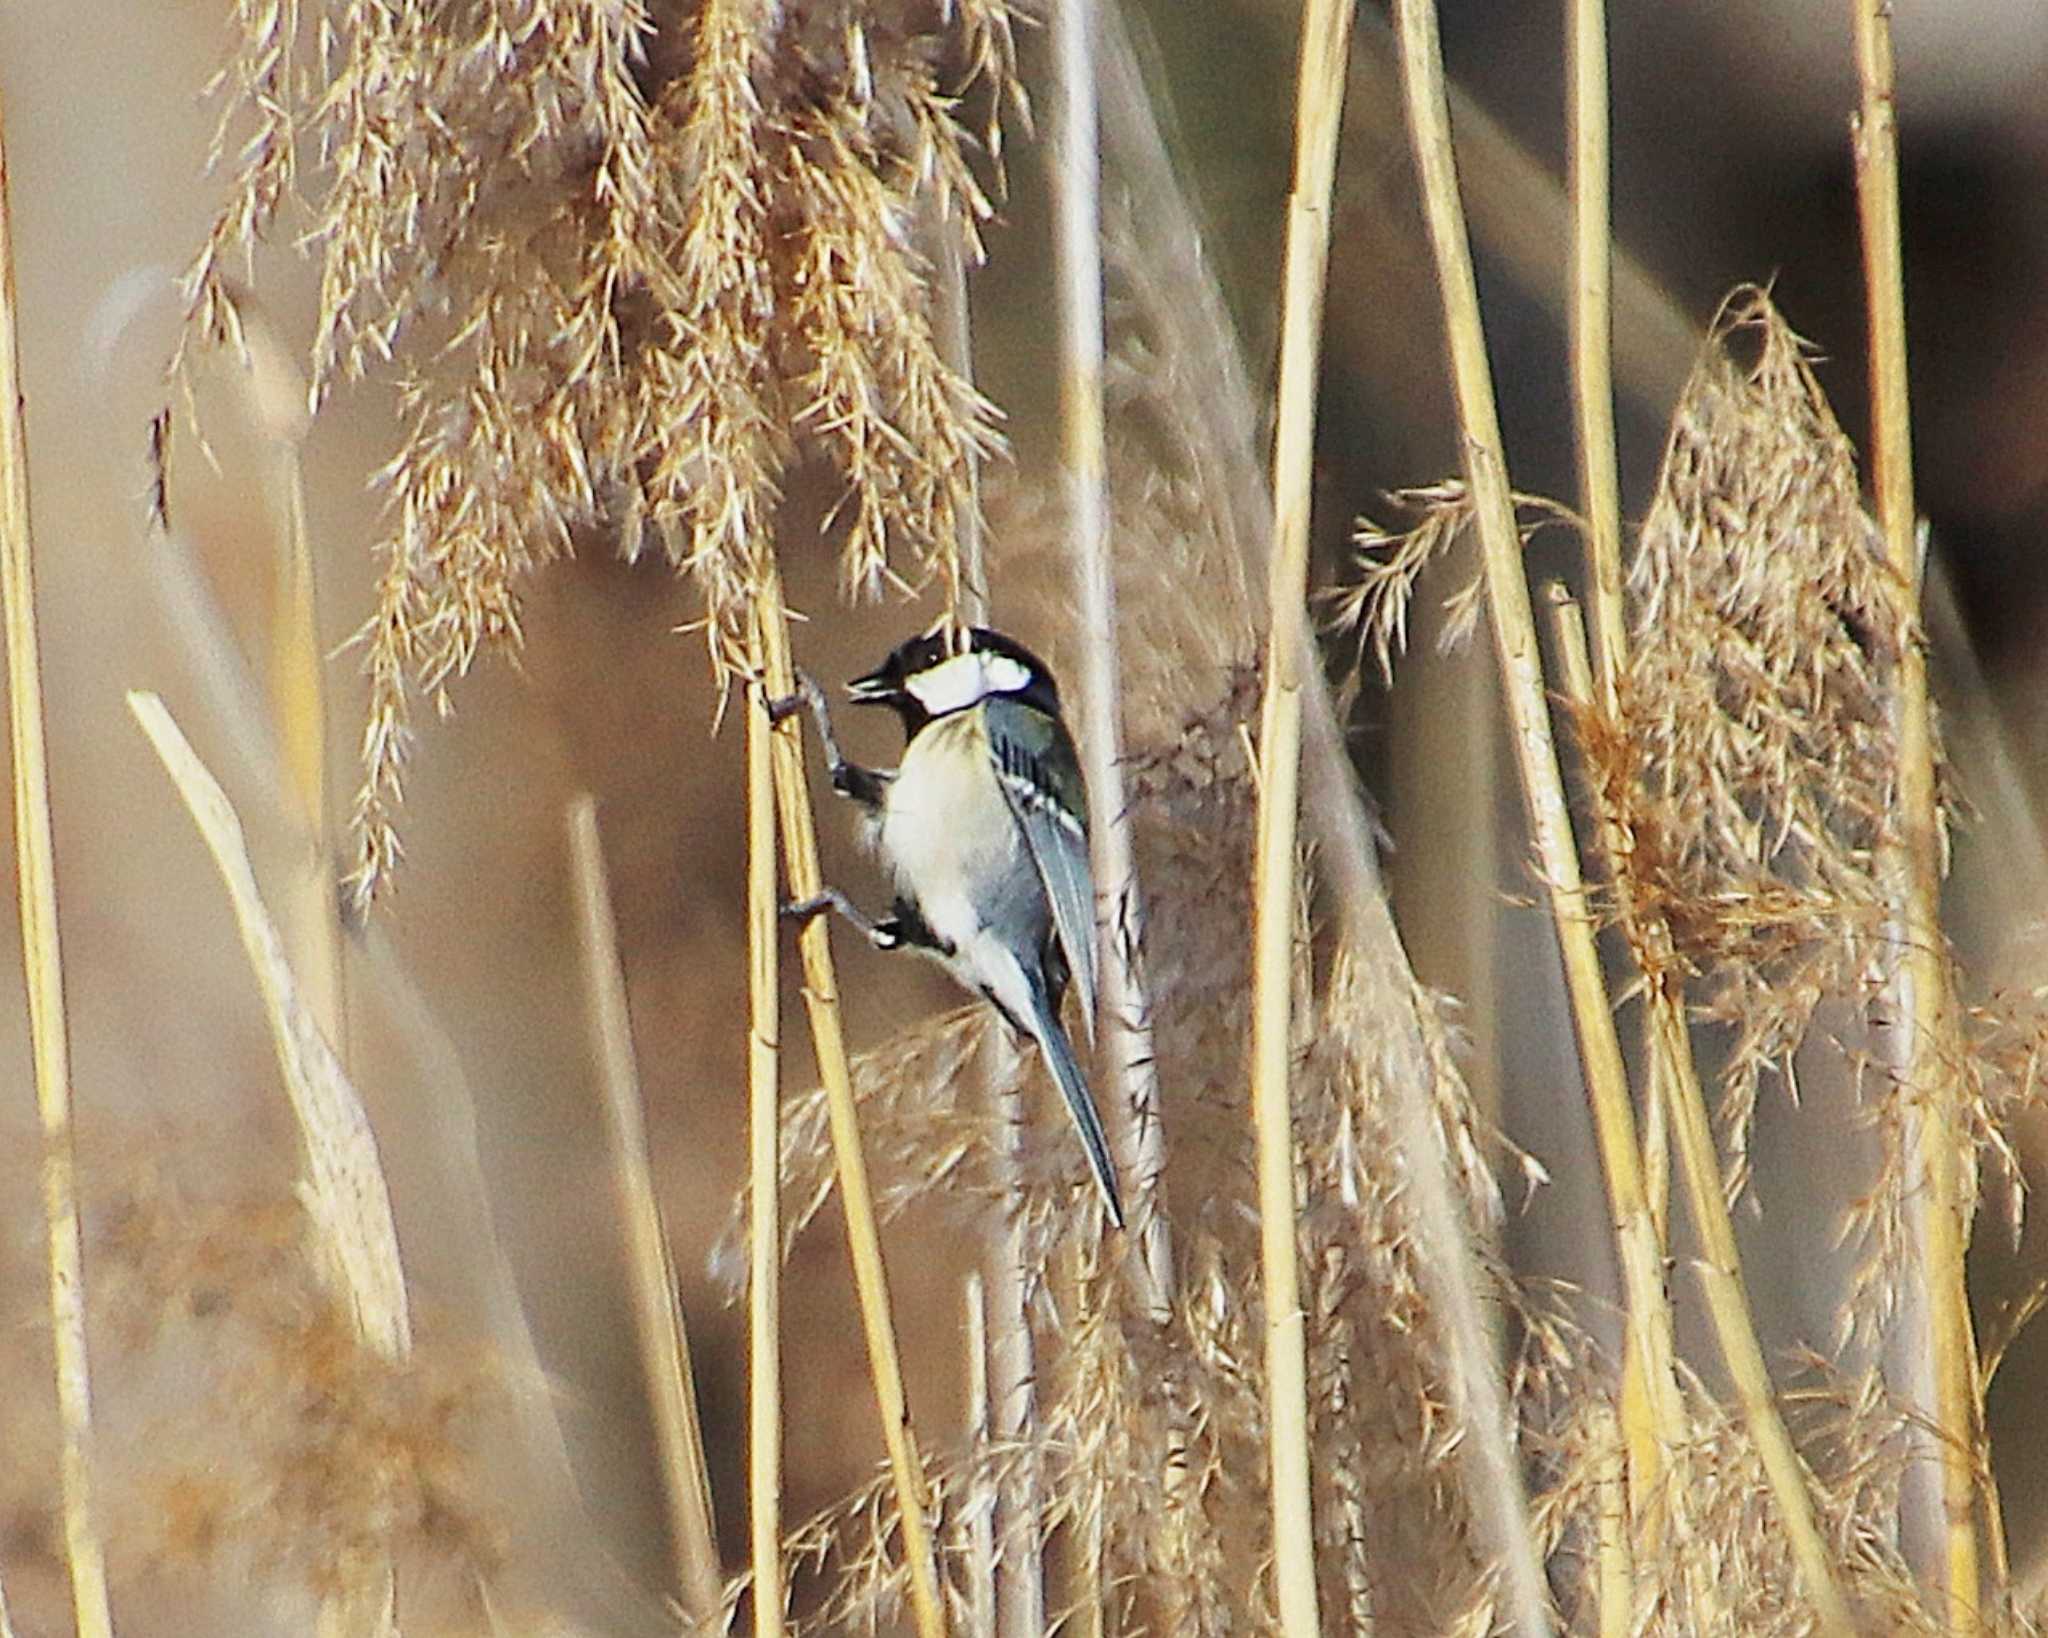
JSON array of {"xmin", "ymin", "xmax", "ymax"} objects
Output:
[{"xmin": 1027, "ymin": 987, "xmax": 1126, "ymax": 1229}]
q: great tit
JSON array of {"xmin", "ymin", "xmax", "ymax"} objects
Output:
[{"xmin": 776, "ymin": 625, "xmax": 1125, "ymax": 1229}]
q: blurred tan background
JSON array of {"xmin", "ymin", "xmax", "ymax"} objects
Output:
[{"xmin": 4, "ymin": 0, "xmax": 2048, "ymax": 1630}]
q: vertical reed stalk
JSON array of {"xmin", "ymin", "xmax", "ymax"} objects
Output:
[
  {"xmin": 1849, "ymin": 5, "xmax": 1987, "ymax": 1624},
  {"xmin": 0, "ymin": 93, "xmax": 115, "ymax": 1638},
  {"xmin": 1249, "ymin": 0, "xmax": 1355, "ymax": 1630},
  {"xmin": 1048, "ymin": 0, "xmax": 1175, "ymax": 1301},
  {"xmin": 1548, "ymin": 594, "xmax": 1855, "ymax": 1636},
  {"xmin": 566, "ymin": 798, "xmax": 726, "ymax": 1628},
  {"xmin": 1591, "ymin": 1400, "xmax": 1631, "ymax": 1638},
  {"xmin": 1564, "ymin": 5, "xmax": 1678, "ymax": 1550},
  {"xmin": 743, "ymin": 622, "xmax": 787, "ymax": 1638},
  {"xmin": 754, "ymin": 565, "xmax": 948, "ymax": 1638},
  {"xmin": 963, "ymin": 1274, "xmax": 996, "ymax": 1638},
  {"xmin": 1093, "ymin": 27, "xmax": 1551, "ymax": 1626},
  {"xmin": 1389, "ymin": 0, "xmax": 1698, "ymax": 1583},
  {"xmin": 1565, "ymin": 0, "xmax": 1627, "ymax": 703},
  {"xmin": 933, "ymin": 222, "xmax": 1045, "ymax": 1638}
]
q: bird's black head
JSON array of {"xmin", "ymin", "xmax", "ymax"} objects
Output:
[{"xmin": 847, "ymin": 625, "xmax": 1060, "ymax": 736}]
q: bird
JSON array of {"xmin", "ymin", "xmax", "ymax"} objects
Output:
[{"xmin": 773, "ymin": 624, "xmax": 1125, "ymax": 1229}]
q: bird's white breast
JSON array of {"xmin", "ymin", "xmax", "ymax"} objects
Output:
[{"xmin": 875, "ymin": 711, "xmax": 1022, "ymax": 956}]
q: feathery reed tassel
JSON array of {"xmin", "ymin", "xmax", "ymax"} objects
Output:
[
  {"xmin": 755, "ymin": 566, "xmax": 949, "ymax": 1638},
  {"xmin": 1850, "ymin": 4, "xmax": 1989, "ymax": 1623},
  {"xmin": 1249, "ymin": 0, "xmax": 1356, "ymax": 1630},
  {"xmin": 1548, "ymin": 591, "xmax": 1855, "ymax": 1636},
  {"xmin": 0, "ymin": 96, "xmax": 115, "ymax": 1638}
]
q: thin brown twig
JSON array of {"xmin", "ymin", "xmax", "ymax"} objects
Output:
[
  {"xmin": 1249, "ymin": 0, "xmax": 1356, "ymax": 1630},
  {"xmin": 0, "ymin": 96, "xmax": 114, "ymax": 1638},
  {"xmin": 755, "ymin": 565, "xmax": 949, "ymax": 1638},
  {"xmin": 566, "ymin": 798, "xmax": 725, "ymax": 1629},
  {"xmin": 1849, "ymin": 4, "xmax": 1988, "ymax": 1624}
]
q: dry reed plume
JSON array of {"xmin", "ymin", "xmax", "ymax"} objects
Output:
[
  {"xmin": 179, "ymin": 0, "xmax": 1018, "ymax": 909},
  {"xmin": 3, "ymin": 0, "xmax": 2017, "ymax": 1634}
]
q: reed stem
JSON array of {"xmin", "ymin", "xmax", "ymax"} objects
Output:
[
  {"xmin": 566, "ymin": 798, "xmax": 726, "ymax": 1628},
  {"xmin": 1249, "ymin": 0, "xmax": 1356, "ymax": 1629},
  {"xmin": 0, "ymin": 92, "xmax": 114, "ymax": 1638},
  {"xmin": 1390, "ymin": 0, "xmax": 1695, "ymax": 1577},
  {"xmin": 742, "ymin": 621, "xmax": 787, "ymax": 1638},
  {"xmin": 754, "ymin": 566, "xmax": 948, "ymax": 1638},
  {"xmin": 1848, "ymin": 4, "xmax": 1987, "ymax": 1623},
  {"xmin": 1049, "ymin": 0, "xmax": 1175, "ymax": 1297},
  {"xmin": 1548, "ymin": 592, "xmax": 1854, "ymax": 1636},
  {"xmin": 932, "ymin": 203, "xmax": 1045, "ymax": 1638},
  {"xmin": 1565, "ymin": 0, "xmax": 1627, "ymax": 706}
]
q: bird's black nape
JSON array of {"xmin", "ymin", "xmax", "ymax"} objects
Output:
[{"xmin": 846, "ymin": 624, "xmax": 1060, "ymax": 736}]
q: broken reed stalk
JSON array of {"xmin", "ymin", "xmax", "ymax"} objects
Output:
[
  {"xmin": 1048, "ymin": 0, "xmax": 1174, "ymax": 1300},
  {"xmin": 0, "ymin": 98, "xmax": 115, "ymax": 1638},
  {"xmin": 1248, "ymin": 0, "xmax": 1355, "ymax": 1629},
  {"xmin": 228, "ymin": 304, "xmax": 349, "ymax": 1061},
  {"xmin": 1849, "ymin": 5, "xmax": 1988, "ymax": 1623},
  {"xmin": 566, "ymin": 798, "xmax": 725, "ymax": 1629},
  {"xmin": 131, "ymin": 690, "xmax": 410, "ymax": 1638},
  {"xmin": 1547, "ymin": 593, "xmax": 1856, "ymax": 1636},
  {"xmin": 1389, "ymin": 0, "xmax": 1700, "ymax": 1578},
  {"xmin": 754, "ymin": 565, "xmax": 948, "ymax": 1638},
  {"xmin": 933, "ymin": 215, "xmax": 1045, "ymax": 1638},
  {"xmin": 743, "ymin": 625, "xmax": 787, "ymax": 1638}
]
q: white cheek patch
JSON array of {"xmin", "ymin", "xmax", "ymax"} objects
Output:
[{"xmin": 905, "ymin": 649, "xmax": 1031, "ymax": 714}]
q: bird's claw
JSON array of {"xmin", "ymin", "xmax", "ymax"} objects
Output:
[{"xmin": 763, "ymin": 670, "xmax": 825, "ymax": 726}]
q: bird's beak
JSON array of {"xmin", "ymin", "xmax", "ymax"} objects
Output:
[{"xmin": 845, "ymin": 669, "xmax": 892, "ymax": 705}]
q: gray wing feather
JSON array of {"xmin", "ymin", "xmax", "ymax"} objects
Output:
[{"xmin": 985, "ymin": 697, "xmax": 1099, "ymax": 1044}]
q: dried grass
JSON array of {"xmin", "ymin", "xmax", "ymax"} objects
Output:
[
  {"xmin": 42, "ymin": 1, "xmax": 2044, "ymax": 1634},
  {"xmin": 179, "ymin": 0, "xmax": 1019, "ymax": 909}
]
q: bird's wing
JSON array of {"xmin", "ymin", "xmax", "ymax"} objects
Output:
[{"xmin": 984, "ymin": 696, "xmax": 1099, "ymax": 1042}]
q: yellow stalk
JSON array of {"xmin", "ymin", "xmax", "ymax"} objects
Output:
[
  {"xmin": 1549, "ymin": 594, "xmax": 1855, "ymax": 1636},
  {"xmin": 1565, "ymin": 0, "xmax": 1627, "ymax": 705},
  {"xmin": 1591, "ymin": 1400, "xmax": 1632, "ymax": 1638},
  {"xmin": 963, "ymin": 1274, "xmax": 996, "ymax": 1638},
  {"xmin": 754, "ymin": 565, "xmax": 947, "ymax": 1638},
  {"xmin": 743, "ymin": 617, "xmax": 787, "ymax": 1638},
  {"xmin": 1250, "ymin": 0, "xmax": 1355, "ymax": 1630},
  {"xmin": 1050, "ymin": 0, "xmax": 1175, "ymax": 1293},
  {"xmin": 1849, "ymin": 4, "xmax": 1987, "ymax": 1625},
  {"xmin": 1563, "ymin": 2, "xmax": 1678, "ymax": 1561},
  {"xmin": 566, "ymin": 798, "xmax": 726, "ymax": 1628},
  {"xmin": 0, "ymin": 95, "xmax": 114, "ymax": 1638},
  {"xmin": 1389, "ymin": 0, "xmax": 1693, "ymax": 1568},
  {"xmin": 933, "ymin": 199, "xmax": 1046, "ymax": 1638}
]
